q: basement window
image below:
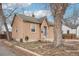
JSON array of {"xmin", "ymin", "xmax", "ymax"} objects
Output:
[{"xmin": 16, "ymin": 28, "xmax": 18, "ymax": 32}]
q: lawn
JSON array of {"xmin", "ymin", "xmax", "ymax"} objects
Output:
[{"xmin": 10, "ymin": 40, "xmax": 79, "ymax": 56}]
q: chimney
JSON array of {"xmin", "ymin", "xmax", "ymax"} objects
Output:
[{"xmin": 32, "ymin": 13, "xmax": 35, "ymax": 17}]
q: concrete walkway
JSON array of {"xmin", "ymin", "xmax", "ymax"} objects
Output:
[{"xmin": 0, "ymin": 40, "xmax": 16, "ymax": 56}]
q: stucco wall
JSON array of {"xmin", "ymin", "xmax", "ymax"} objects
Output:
[
  {"xmin": 48, "ymin": 26, "xmax": 54, "ymax": 41},
  {"xmin": 23, "ymin": 22, "xmax": 41, "ymax": 42},
  {"xmin": 12, "ymin": 16, "xmax": 24, "ymax": 41},
  {"xmin": 12, "ymin": 15, "xmax": 54, "ymax": 42},
  {"xmin": 41, "ymin": 19, "xmax": 48, "ymax": 39},
  {"xmin": 41, "ymin": 19, "xmax": 54, "ymax": 41}
]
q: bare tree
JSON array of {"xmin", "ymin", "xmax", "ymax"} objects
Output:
[
  {"xmin": 50, "ymin": 3, "xmax": 68, "ymax": 47},
  {"xmin": 0, "ymin": 3, "xmax": 11, "ymax": 40},
  {"xmin": 0, "ymin": 4, "xmax": 4, "ymax": 32},
  {"xmin": 0, "ymin": 3, "xmax": 17, "ymax": 40}
]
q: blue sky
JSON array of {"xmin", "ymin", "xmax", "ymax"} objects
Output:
[
  {"xmin": 2, "ymin": 3, "xmax": 53, "ymax": 22},
  {"xmin": 2, "ymin": 3, "xmax": 79, "ymax": 22},
  {"xmin": 24, "ymin": 3, "xmax": 49, "ymax": 11},
  {"xmin": 2, "ymin": 3, "xmax": 79, "ymax": 31},
  {"xmin": 64, "ymin": 4, "xmax": 79, "ymax": 19}
]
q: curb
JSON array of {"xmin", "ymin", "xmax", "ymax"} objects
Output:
[
  {"xmin": 65, "ymin": 50, "xmax": 79, "ymax": 53},
  {"xmin": 2, "ymin": 40, "xmax": 41, "ymax": 56}
]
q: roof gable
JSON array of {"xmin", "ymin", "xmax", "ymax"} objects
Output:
[
  {"xmin": 11, "ymin": 14, "xmax": 16, "ymax": 26},
  {"xmin": 39, "ymin": 16, "xmax": 54, "ymax": 26},
  {"xmin": 40, "ymin": 16, "xmax": 49, "ymax": 26}
]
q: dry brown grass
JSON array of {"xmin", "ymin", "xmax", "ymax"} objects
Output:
[{"xmin": 10, "ymin": 40, "xmax": 79, "ymax": 56}]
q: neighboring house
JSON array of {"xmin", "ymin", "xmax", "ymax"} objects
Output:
[
  {"xmin": 62, "ymin": 19, "xmax": 79, "ymax": 39},
  {"xmin": 62, "ymin": 25, "xmax": 76, "ymax": 34},
  {"xmin": 62, "ymin": 25, "xmax": 77, "ymax": 39},
  {"xmin": 11, "ymin": 14, "xmax": 54, "ymax": 42}
]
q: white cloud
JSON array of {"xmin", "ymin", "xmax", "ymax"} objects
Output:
[
  {"xmin": 2, "ymin": 3, "xmax": 17, "ymax": 10},
  {"xmin": 2, "ymin": 3, "xmax": 32, "ymax": 10},
  {"xmin": 34, "ymin": 10, "xmax": 51, "ymax": 18},
  {"xmin": 2, "ymin": 4, "xmax": 7, "ymax": 9},
  {"xmin": 16, "ymin": 3, "xmax": 31, "ymax": 8},
  {"xmin": 24, "ymin": 11, "xmax": 32, "ymax": 16},
  {"xmin": 24, "ymin": 10, "xmax": 52, "ymax": 18}
]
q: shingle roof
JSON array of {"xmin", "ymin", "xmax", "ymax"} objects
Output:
[
  {"xmin": 17, "ymin": 14, "xmax": 40, "ymax": 24},
  {"xmin": 12, "ymin": 14, "xmax": 54, "ymax": 26},
  {"xmin": 38, "ymin": 16, "xmax": 54, "ymax": 26}
]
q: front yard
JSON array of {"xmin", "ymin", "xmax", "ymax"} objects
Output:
[{"xmin": 10, "ymin": 40, "xmax": 79, "ymax": 56}]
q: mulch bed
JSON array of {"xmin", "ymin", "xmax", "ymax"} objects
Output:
[{"xmin": 10, "ymin": 40, "xmax": 79, "ymax": 56}]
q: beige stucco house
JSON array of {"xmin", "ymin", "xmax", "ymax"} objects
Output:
[{"xmin": 11, "ymin": 14, "xmax": 54, "ymax": 42}]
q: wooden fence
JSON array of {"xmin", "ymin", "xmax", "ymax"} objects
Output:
[
  {"xmin": 0, "ymin": 34, "xmax": 7, "ymax": 39},
  {"xmin": 0, "ymin": 32, "xmax": 12, "ymax": 39},
  {"xmin": 62, "ymin": 34, "xmax": 76, "ymax": 39}
]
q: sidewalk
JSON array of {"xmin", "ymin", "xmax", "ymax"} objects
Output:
[{"xmin": 0, "ymin": 40, "xmax": 16, "ymax": 56}]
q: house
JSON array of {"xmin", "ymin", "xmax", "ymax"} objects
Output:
[
  {"xmin": 62, "ymin": 19, "xmax": 79, "ymax": 39},
  {"xmin": 62, "ymin": 25, "xmax": 77, "ymax": 39},
  {"xmin": 12, "ymin": 13, "xmax": 79, "ymax": 42},
  {"xmin": 11, "ymin": 14, "xmax": 54, "ymax": 42}
]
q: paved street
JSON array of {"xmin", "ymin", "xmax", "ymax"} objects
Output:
[{"xmin": 0, "ymin": 40, "xmax": 16, "ymax": 56}]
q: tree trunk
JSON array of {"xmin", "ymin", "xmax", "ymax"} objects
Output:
[
  {"xmin": 53, "ymin": 13, "xmax": 63, "ymax": 47},
  {"xmin": 0, "ymin": 3, "xmax": 11, "ymax": 40},
  {"xmin": 50, "ymin": 3, "xmax": 68, "ymax": 48},
  {"xmin": 3, "ymin": 16, "xmax": 11, "ymax": 40}
]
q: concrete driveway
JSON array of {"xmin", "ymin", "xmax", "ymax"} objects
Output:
[{"xmin": 0, "ymin": 40, "xmax": 16, "ymax": 56}]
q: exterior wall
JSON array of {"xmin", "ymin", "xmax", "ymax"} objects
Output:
[
  {"xmin": 76, "ymin": 26, "xmax": 79, "ymax": 38},
  {"xmin": 40, "ymin": 19, "xmax": 54, "ymax": 41},
  {"xmin": 62, "ymin": 25, "xmax": 76, "ymax": 34},
  {"xmin": 48, "ymin": 26, "xmax": 54, "ymax": 41},
  {"xmin": 41, "ymin": 19, "xmax": 48, "ymax": 40},
  {"xmin": 23, "ymin": 22, "xmax": 41, "ymax": 42},
  {"xmin": 12, "ymin": 16, "xmax": 54, "ymax": 42},
  {"xmin": 12, "ymin": 16, "xmax": 24, "ymax": 42}
]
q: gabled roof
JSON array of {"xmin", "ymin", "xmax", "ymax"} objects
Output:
[
  {"xmin": 39, "ymin": 16, "xmax": 54, "ymax": 26},
  {"xmin": 17, "ymin": 14, "xmax": 40, "ymax": 24},
  {"xmin": 11, "ymin": 14, "xmax": 54, "ymax": 26}
]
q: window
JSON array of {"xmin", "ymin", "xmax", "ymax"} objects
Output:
[
  {"xmin": 16, "ymin": 28, "xmax": 18, "ymax": 32},
  {"xmin": 16, "ymin": 29, "xmax": 18, "ymax": 32},
  {"xmin": 31, "ymin": 24, "xmax": 35, "ymax": 32},
  {"xmin": 41, "ymin": 26, "xmax": 47, "ymax": 37}
]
